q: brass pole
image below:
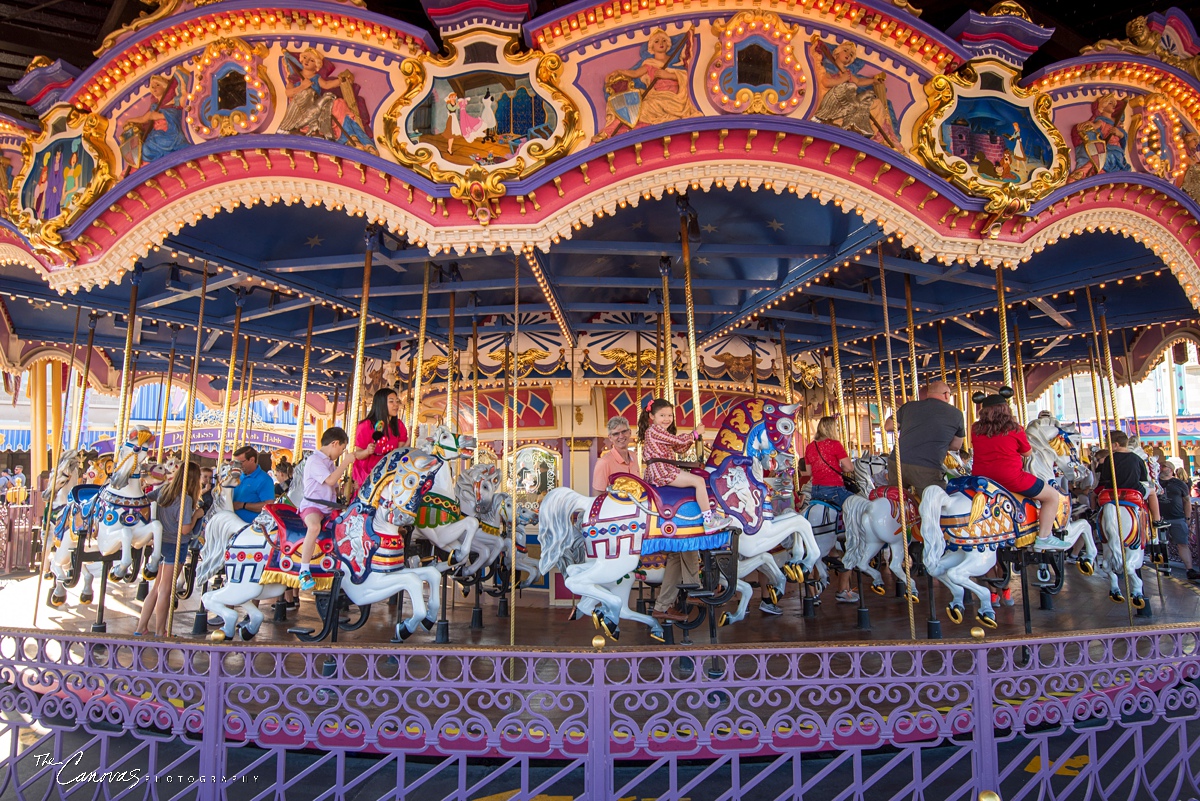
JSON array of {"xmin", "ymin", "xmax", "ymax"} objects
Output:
[
  {"xmin": 777, "ymin": 326, "xmax": 792, "ymax": 403},
  {"xmin": 293, "ymin": 306, "xmax": 314, "ymax": 460},
  {"xmin": 879, "ymin": 252, "xmax": 917, "ymax": 640},
  {"xmin": 849, "ymin": 366, "xmax": 862, "ymax": 456},
  {"xmin": 70, "ymin": 313, "xmax": 98, "ymax": 450},
  {"xmin": 936, "ymin": 321, "xmax": 947, "ymax": 384},
  {"xmin": 1013, "ymin": 323, "xmax": 1027, "ymax": 426},
  {"xmin": 1085, "ymin": 287, "xmax": 1116, "ymax": 433},
  {"xmin": 329, "ymin": 381, "xmax": 340, "ymax": 435},
  {"xmin": 954, "ymin": 351, "xmax": 969, "ymax": 453},
  {"xmin": 898, "ymin": 358, "xmax": 908, "ymax": 405},
  {"xmin": 829, "ymin": 301, "xmax": 848, "ymax": 444},
  {"xmin": 113, "ymin": 271, "xmax": 143, "ymax": 441},
  {"xmin": 471, "ymin": 314, "xmax": 480, "ymax": 466},
  {"xmin": 166, "ymin": 264, "xmax": 208, "ymax": 635},
  {"xmin": 635, "ymin": 326, "xmax": 643, "ymax": 413},
  {"xmin": 156, "ymin": 330, "xmax": 177, "ymax": 462},
  {"xmin": 445, "ymin": 289, "xmax": 456, "ymax": 431},
  {"xmin": 750, "ymin": 336, "xmax": 759, "ymax": 396},
  {"xmin": 1121, "ymin": 330, "xmax": 1140, "ymax": 438},
  {"xmin": 680, "ymin": 210, "xmax": 703, "ymax": 457},
  {"xmin": 409, "ymin": 260, "xmax": 430, "ymax": 437},
  {"xmin": 903, "ymin": 275, "xmax": 920, "ymax": 404},
  {"xmin": 215, "ymin": 294, "xmax": 244, "ymax": 464},
  {"xmin": 232, "ymin": 336, "xmax": 250, "ymax": 448},
  {"xmin": 995, "ymin": 266, "xmax": 1012, "ymax": 388},
  {"xmin": 870, "ymin": 338, "xmax": 885, "ymax": 453},
  {"xmin": 347, "ymin": 236, "xmax": 375, "ymax": 448},
  {"xmin": 658, "ymin": 257, "xmax": 675, "ymax": 405},
  {"xmin": 508, "ymin": 256, "xmax": 519, "ymax": 649}
]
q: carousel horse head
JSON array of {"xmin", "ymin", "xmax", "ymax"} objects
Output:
[
  {"xmin": 109, "ymin": 427, "xmax": 156, "ymax": 489},
  {"xmin": 361, "ymin": 448, "xmax": 443, "ymax": 527},
  {"xmin": 709, "ymin": 398, "xmax": 801, "ymax": 474},
  {"xmin": 416, "ymin": 423, "xmax": 478, "ymax": 462},
  {"xmin": 457, "ymin": 462, "xmax": 501, "ymax": 517},
  {"xmin": 215, "ymin": 461, "xmax": 243, "ymax": 490}
]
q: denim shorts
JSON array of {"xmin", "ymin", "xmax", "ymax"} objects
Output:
[{"xmin": 811, "ymin": 484, "xmax": 854, "ymax": 508}]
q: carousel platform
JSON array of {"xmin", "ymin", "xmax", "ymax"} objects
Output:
[{"xmin": 16, "ymin": 560, "xmax": 1200, "ymax": 647}]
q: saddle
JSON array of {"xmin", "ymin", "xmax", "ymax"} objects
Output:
[
  {"xmin": 258, "ymin": 501, "xmax": 395, "ymax": 589},
  {"xmin": 607, "ymin": 471, "xmax": 710, "ymax": 522},
  {"xmin": 1096, "ymin": 487, "xmax": 1149, "ymax": 548},
  {"xmin": 600, "ymin": 472, "xmax": 731, "ymax": 555},
  {"xmin": 941, "ymin": 476, "xmax": 1026, "ymax": 550}
]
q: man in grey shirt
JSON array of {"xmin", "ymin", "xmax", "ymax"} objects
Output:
[{"xmin": 886, "ymin": 380, "xmax": 965, "ymax": 494}]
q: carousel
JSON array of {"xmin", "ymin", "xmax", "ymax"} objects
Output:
[{"xmin": 0, "ymin": 0, "xmax": 1198, "ymax": 798}]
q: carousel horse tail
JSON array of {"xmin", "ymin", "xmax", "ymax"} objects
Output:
[
  {"xmin": 195, "ymin": 513, "xmax": 242, "ymax": 588},
  {"xmin": 840, "ymin": 495, "xmax": 871, "ymax": 569},
  {"xmin": 537, "ymin": 487, "xmax": 590, "ymax": 576},
  {"xmin": 918, "ymin": 485, "xmax": 950, "ymax": 576}
]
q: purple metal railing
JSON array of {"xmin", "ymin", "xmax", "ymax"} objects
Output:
[{"xmin": 0, "ymin": 626, "xmax": 1198, "ymax": 800}]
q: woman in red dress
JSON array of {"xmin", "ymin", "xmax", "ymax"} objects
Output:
[{"xmin": 970, "ymin": 394, "xmax": 1059, "ymax": 541}]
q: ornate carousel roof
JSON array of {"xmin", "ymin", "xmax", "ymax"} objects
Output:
[{"xmin": 0, "ymin": 0, "xmax": 1197, "ymax": 414}]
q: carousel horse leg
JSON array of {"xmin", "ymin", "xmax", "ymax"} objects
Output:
[
  {"xmin": 91, "ymin": 557, "xmax": 115, "ymax": 633},
  {"xmin": 192, "ymin": 580, "xmax": 211, "ymax": 634},
  {"xmin": 203, "ymin": 581, "xmax": 263, "ymax": 642}
]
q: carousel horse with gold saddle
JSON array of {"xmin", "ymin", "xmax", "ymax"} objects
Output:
[
  {"xmin": 46, "ymin": 428, "xmax": 164, "ymax": 608},
  {"xmin": 196, "ymin": 448, "xmax": 445, "ymax": 642},
  {"xmin": 915, "ymin": 392, "xmax": 1098, "ymax": 628},
  {"xmin": 538, "ymin": 398, "xmax": 818, "ymax": 641}
]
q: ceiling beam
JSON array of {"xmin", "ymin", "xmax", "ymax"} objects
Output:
[
  {"xmin": 140, "ymin": 273, "xmax": 242, "ymax": 309},
  {"xmin": 1034, "ymin": 335, "xmax": 1069, "ymax": 357},
  {"xmin": 547, "ymin": 241, "xmax": 833, "ymax": 259},
  {"xmin": 553, "ymin": 276, "xmax": 775, "ymax": 291},
  {"xmin": 1028, "ymin": 297, "xmax": 1074, "ymax": 329}
]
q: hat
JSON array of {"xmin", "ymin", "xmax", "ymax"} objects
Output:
[{"xmin": 972, "ymin": 386, "xmax": 1015, "ymax": 407}]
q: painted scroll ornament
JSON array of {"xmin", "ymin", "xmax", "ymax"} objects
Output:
[
  {"xmin": 707, "ymin": 11, "xmax": 808, "ymax": 115},
  {"xmin": 912, "ymin": 62, "xmax": 1069, "ymax": 233}
]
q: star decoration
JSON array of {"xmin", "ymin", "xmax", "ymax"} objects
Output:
[
  {"xmin": 697, "ymin": 257, "xmax": 710, "ymax": 265},
  {"xmin": 630, "ymin": 220, "xmax": 645, "ymax": 229},
  {"xmin": 767, "ymin": 219, "xmax": 785, "ymax": 231},
  {"xmin": 701, "ymin": 223, "xmax": 718, "ymax": 233},
  {"xmin": 305, "ymin": 235, "xmax": 324, "ymax": 248}
]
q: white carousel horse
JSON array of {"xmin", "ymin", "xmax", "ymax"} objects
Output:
[
  {"xmin": 47, "ymin": 428, "xmax": 164, "ymax": 608},
  {"xmin": 196, "ymin": 449, "xmax": 445, "ymax": 642},
  {"xmin": 538, "ymin": 398, "xmax": 817, "ymax": 641},
  {"xmin": 1027, "ymin": 413, "xmax": 1095, "ymax": 493},
  {"xmin": 474, "ymin": 486, "xmax": 543, "ymax": 589},
  {"xmin": 451, "ymin": 461, "xmax": 508, "ymax": 579},
  {"xmin": 409, "ymin": 425, "xmax": 502, "ymax": 574},
  {"xmin": 1095, "ymin": 487, "xmax": 1149, "ymax": 608}
]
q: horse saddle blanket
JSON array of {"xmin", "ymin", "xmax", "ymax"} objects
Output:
[
  {"xmin": 257, "ymin": 501, "xmax": 394, "ymax": 588},
  {"xmin": 52, "ymin": 484, "xmax": 102, "ymax": 546},
  {"xmin": 867, "ymin": 485, "xmax": 922, "ymax": 541},
  {"xmin": 941, "ymin": 476, "xmax": 1025, "ymax": 551},
  {"xmin": 592, "ymin": 472, "xmax": 730, "ymax": 556},
  {"xmin": 1096, "ymin": 487, "xmax": 1149, "ymax": 549}
]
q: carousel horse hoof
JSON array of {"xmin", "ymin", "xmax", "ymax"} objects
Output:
[
  {"xmin": 47, "ymin": 588, "xmax": 65, "ymax": 608},
  {"xmin": 42, "ymin": 571, "xmax": 53, "ymax": 580},
  {"xmin": 871, "ymin": 584, "xmax": 886, "ymax": 596},
  {"xmin": 591, "ymin": 610, "xmax": 603, "ymax": 630},
  {"xmin": 765, "ymin": 585, "xmax": 781, "ymax": 605},
  {"xmin": 460, "ymin": 586, "xmax": 472, "ymax": 599},
  {"xmin": 1110, "ymin": 591, "xmax": 1125, "ymax": 604},
  {"xmin": 396, "ymin": 624, "xmax": 414, "ymax": 642},
  {"xmin": 1132, "ymin": 595, "xmax": 1146, "ymax": 610},
  {"xmin": 718, "ymin": 612, "xmax": 732, "ymax": 627},
  {"xmin": 142, "ymin": 567, "xmax": 158, "ymax": 582},
  {"xmin": 1078, "ymin": 559, "xmax": 1094, "ymax": 576},
  {"xmin": 600, "ymin": 617, "xmax": 619, "ymax": 641},
  {"xmin": 78, "ymin": 591, "xmax": 93, "ymax": 605},
  {"xmin": 109, "ymin": 569, "xmax": 124, "ymax": 582},
  {"xmin": 567, "ymin": 608, "xmax": 580, "ymax": 622},
  {"xmin": 237, "ymin": 623, "xmax": 257, "ymax": 641},
  {"xmin": 209, "ymin": 630, "xmax": 227, "ymax": 643},
  {"xmin": 946, "ymin": 604, "xmax": 964, "ymax": 624},
  {"xmin": 905, "ymin": 593, "xmax": 920, "ymax": 604},
  {"xmin": 976, "ymin": 611, "xmax": 998, "ymax": 629},
  {"xmin": 649, "ymin": 629, "xmax": 666, "ymax": 644}
]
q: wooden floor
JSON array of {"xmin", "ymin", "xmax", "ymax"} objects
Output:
[{"xmin": 12, "ymin": 558, "xmax": 1200, "ymax": 648}]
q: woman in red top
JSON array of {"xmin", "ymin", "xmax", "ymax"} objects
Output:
[
  {"xmin": 803, "ymin": 416, "xmax": 855, "ymax": 509},
  {"xmin": 351, "ymin": 388, "xmax": 408, "ymax": 489},
  {"xmin": 970, "ymin": 393, "xmax": 1059, "ymax": 541}
]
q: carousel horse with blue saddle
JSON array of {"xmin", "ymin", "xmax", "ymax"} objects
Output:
[
  {"xmin": 46, "ymin": 428, "xmax": 164, "ymax": 608},
  {"xmin": 916, "ymin": 389, "xmax": 1096, "ymax": 628},
  {"xmin": 196, "ymin": 448, "xmax": 446, "ymax": 642},
  {"xmin": 538, "ymin": 397, "xmax": 818, "ymax": 642}
]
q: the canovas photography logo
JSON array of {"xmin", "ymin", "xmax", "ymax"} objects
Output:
[{"xmin": 29, "ymin": 749, "xmax": 262, "ymax": 787}]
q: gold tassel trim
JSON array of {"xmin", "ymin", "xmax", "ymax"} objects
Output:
[{"xmin": 260, "ymin": 571, "xmax": 335, "ymax": 592}]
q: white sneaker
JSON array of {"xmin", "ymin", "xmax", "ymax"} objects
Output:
[{"xmin": 704, "ymin": 514, "xmax": 732, "ymax": 532}]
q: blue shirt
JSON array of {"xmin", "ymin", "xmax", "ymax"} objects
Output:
[{"xmin": 232, "ymin": 465, "xmax": 275, "ymax": 523}]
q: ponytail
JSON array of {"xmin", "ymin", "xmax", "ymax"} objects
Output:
[{"xmin": 637, "ymin": 398, "xmax": 675, "ymax": 444}]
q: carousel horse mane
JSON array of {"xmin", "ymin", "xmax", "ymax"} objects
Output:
[
  {"xmin": 537, "ymin": 491, "xmax": 588, "ymax": 576},
  {"xmin": 109, "ymin": 427, "xmax": 154, "ymax": 490},
  {"xmin": 456, "ymin": 463, "xmax": 499, "ymax": 519}
]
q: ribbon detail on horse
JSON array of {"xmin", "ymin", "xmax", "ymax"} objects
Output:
[
  {"xmin": 939, "ymin": 476, "xmax": 1023, "ymax": 551},
  {"xmin": 1096, "ymin": 487, "xmax": 1149, "ymax": 549}
]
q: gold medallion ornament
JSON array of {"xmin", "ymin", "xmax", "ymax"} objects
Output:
[
  {"xmin": 9, "ymin": 107, "xmax": 115, "ymax": 261},
  {"xmin": 912, "ymin": 60, "xmax": 1069, "ymax": 234},
  {"xmin": 380, "ymin": 29, "xmax": 582, "ymax": 225}
]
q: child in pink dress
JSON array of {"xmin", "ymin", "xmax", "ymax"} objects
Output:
[{"xmin": 637, "ymin": 398, "xmax": 730, "ymax": 532}]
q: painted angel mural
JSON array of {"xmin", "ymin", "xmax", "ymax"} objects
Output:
[
  {"xmin": 119, "ymin": 70, "xmax": 189, "ymax": 175},
  {"xmin": 808, "ymin": 35, "xmax": 901, "ymax": 151},
  {"xmin": 1067, "ymin": 93, "xmax": 1131, "ymax": 181},
  {"xmin": 591, "ymin": 27, "xmax": 700, "ymax": 143},
  {"xmin": 280, "ymin": 48, "xmax": 377, "ymax": 154}
]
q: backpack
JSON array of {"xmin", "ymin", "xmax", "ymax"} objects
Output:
[{"xmin": 286, "ymin": 455, "xmax": 307, "ymax": 508}]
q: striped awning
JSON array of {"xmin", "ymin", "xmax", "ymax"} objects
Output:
[{"xmin": 0, "ymin": 429, "xmax": 116, "ymax": 452}]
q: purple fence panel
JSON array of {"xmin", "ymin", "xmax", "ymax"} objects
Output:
[{"xmin": 0, "ymin": 627, "xmax": 1196, "ymax": 799}]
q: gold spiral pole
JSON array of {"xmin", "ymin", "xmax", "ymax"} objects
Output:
[
  {"xmin": 471, "ymin": 314, "xmax": 480, "ymax": 466},
  {"xmin": 508, "ymin": 256, "xmax": 519, "ymax": 650},
  {"xmin": 995, "ymin": 266, "xmax": 1013, "ymax": 388},
  {"xmin": 828, "ymin": 301, "xmax": 848, "ymax": 444},
  {"xmin": 409, "ymin": 261, "xmax": 430, "ymax": 438},
  {"xmin": 70, "ymin": 312, "xmax": 97, "ymax": 451},
  {"xmin": 777, "ymin": 325, "xmax": 792, "ymax": 403},
  {"xmin": 822, "ymin": 355, "xmax": 831, "ymax": 416},
  {"xmin": 1085, "ymin": 288, "xmax": 1114, "ymax": 433},
  {"xmin": 113, "ymin": 270, "xmax": 143, "ymax": 440},
  {"xmin": 156, "ymin": 330, "xmax": 177, "ymax": 462},
  {"xmin": 849, "ymin": 366, "xmax": 862, "ymax": 455},
  {"xmin": 898, "ymin": 358, "xmax": 908, "ymax": 405},
  {"xmin": 233, "ymin": 338, "xmax": 251, "ymax": 448},
  {"xmin": 903, "ymin": 275, "xmax": 920, "ymax": 402},
  {"xmin": 446, "ymin": 289, "xmax": 456, "ymax": 431},
  {"xmin": 681, "ymin": 223, "xmax": 704, "ymax": 460},
  {"xmin": 658, "ymin": 258, "xmax": 676, "ymax": 405},
  {"xmin": 1094, "ymin": 295, "xmax": 1122, "ymax": 436},
  {"xmin": 937, "ymin": 321, "xmax": 947, "ymax": 384},
  {"xmin": 293, "ymin": 306, "xmax": 314, "ymax": 460},
  {"xmin": 1013, "ymin": 323, "xmax": 1027, "ymax": 426},
  {"xmin": 654, "ymin": 310, "xmax": 664, "ymax": 400},
  {"xmin": 954, "ymin": 352, "xmax": 969, "ymax": 453},
  {"xmin": 328, "ymin": 382, "xmax": 340, "ymax": 437},
  {"xmin": 1087, "ymin": 345, "xmax": 1108, "ymax": 442},
  {"xmin": 750, "ymin": 336, "xmax": 759, "ymax": 396},
  {"xmin": 215, "ymin": 294, "xmax": 243, "ymax": 464},
  {"xmin": 349, "ymin": 239, "xmax": 374, "ymax": 458},
  {"xmin": 1121, "ymin": 330, "xmax": 1140, "ymax": 437},
  {"xmin": 166, "ymin": 265, "xmax": 208, "ymax": 635},
  {"xmin": 869, "ymin": 338, "xmax": 885, "ymax": 453},
  {"xmin": 879, "ymin": 252, "xmax": 917, "ymax": 641},
  {"xmin": 635, "ymin": 328, "xmax": 643, "ymax": 414}
]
